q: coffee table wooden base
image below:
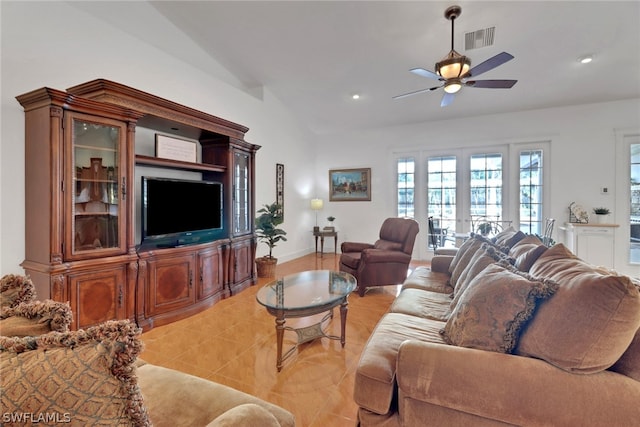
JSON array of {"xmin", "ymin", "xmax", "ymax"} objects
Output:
[{"xmin": 266, "ymin": 298, "xmax": 349, "ymax": 372}]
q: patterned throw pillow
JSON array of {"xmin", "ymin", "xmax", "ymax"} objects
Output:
[
  {"xmin": 0, "ymin": 274, "xmax": 36, "ymax": 309},
  {"xmin": 0, "ymin": 300, "xmax": 72, "ymax": 337},
  {"xmin": 441, "ymin": 263, "xmax": 558, "ymax": 354},
  {"xmin": 0, "ymin": 320, "xmax": 150, "ymax": 426},
  {"xmin": 521, "ymin": 243, "xmax": 640, "ymax": 373}
]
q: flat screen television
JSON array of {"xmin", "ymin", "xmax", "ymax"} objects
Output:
[{"xmin": 139, "ymin": 176, "xmax": 224, "ymax": 249}]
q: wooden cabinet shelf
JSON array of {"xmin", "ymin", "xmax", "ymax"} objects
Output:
[{"xmin": 135, "ymin": 154, "xmax": 225, "ymax": 173}]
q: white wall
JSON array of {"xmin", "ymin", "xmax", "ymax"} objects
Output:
[{"xmin": 0, "ymin": 1, "xmax": 318, "ymax": 274}]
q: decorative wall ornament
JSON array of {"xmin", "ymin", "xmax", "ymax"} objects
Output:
[{"xmin": 276, "ymin": 163, "xmax": 284, "ymax": 219}]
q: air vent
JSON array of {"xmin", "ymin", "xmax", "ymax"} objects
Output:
[{"xmin": 464, "ymin": 27, "xmax": 495, "ymax": 50}]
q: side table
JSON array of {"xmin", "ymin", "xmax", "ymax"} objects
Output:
[{"xmin": 313, "ymin": 227, "xmax": 338, "ymax": 256}]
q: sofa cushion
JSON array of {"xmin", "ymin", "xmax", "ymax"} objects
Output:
[
  {"xmin": 0, "ymin": 274, "xmax": 36, "ymax": 309},
  {"xmin": 390, "ymin": 288, "xmax": 452, "ymax": 321},
  {"xmin": 449, "ymin": 234, "xmax": 496, "ymax": 290},
  {"xmin": 0, "ymin": 300, "xmax": 72, "ymax": 337},
  {"xmin": 493, "ymin": 227, "xmax": 525, "ymax": 248},
  {"xmin": 453, "ymin": 243, "xmax": 513, "ymax": 301},
  {"xmin": 609, "ymin": 326, "xmax": 640, "ymax": 382},
  {"xmin": 0, "ymin": 320, "xmax": 149, "ymax": 426},
  {"xmin": 441, "ymin": 263, "xmax": 558, "ymax": 354},
  {"xmin": 207, "ymin": 403, "xmax": 281, "ymax": 427},
  {"xmin": 401, "ymin": 266, "xmax": 453, "ymax": 294},
  {"xmin": 137, "ymin": 363, "xmax": 295, "ymax": 427},
  {"xmin": 521, "ymin": 243, "xmax": 640, "ymax": 373},
  {"xmin": 508, "ymin": 235, "xmax": 547, "ymax": 272},
  {"xmin": 354, "ymin": 313, "xmax": 446, "ymax": 415}
]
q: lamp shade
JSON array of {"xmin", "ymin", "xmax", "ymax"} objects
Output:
[
  {"xmin": 436, "ymin": 51, "xmax": 470, "ymax": 80},
  {"xmin": 310, "ymin": 198, "xmax": 324, "ymax": 210}
]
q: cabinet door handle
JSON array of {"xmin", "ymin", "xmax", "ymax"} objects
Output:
[
  {"xmin": 200, "ymin": 266, "xmax": 203, "ymax": 283},
  {"xmin": 121, "ymin": 177, "xmax": 126, "ymax": 199},
  {"xmin": 118, "ymin": 285, "xmax": 123, "ymax": 308},
  {"xmin": 189, "ymin": 270, "xmax": 193, "ymax": 288}
]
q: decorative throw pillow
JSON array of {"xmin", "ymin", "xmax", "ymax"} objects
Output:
[
  {"xmin": 508, "ymin": 235, "xmax": 547, "ymax": 272},
  {"xmin": 0, "ymin": 274, "xmax": 36, "ymax": 309},
  {"xmin": 450, "ymin": 244, "xmax": 513, "ymax": 310},
  {"xmin": 0, "ymin": 300, "xmax": 72, "ymax": 337},
  {"xmin": 492, "ymin": 227, "xmax": 525, "ymax": 248},
  {"xmin": 441, "ymin": 263, "xmax": 558, "ymax": 354},
  {"xmin": 521, "ymin": 243, "xmax": 640, "ymax": 373},
  {"xmin": 0, "ymin": 320, "xmax": 150, "ymax": 426},
  {"xmin": 449, "ymin": 234, "xmax": 498, "ymax": 290}
]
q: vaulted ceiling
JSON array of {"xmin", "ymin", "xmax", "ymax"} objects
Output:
[{"xmin": 72, "ymin": 1, "xmax": 640, "ymax": 135}]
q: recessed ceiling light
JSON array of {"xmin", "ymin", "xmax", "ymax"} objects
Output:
[
  {"xmin": 352, "ymin": 94, "xmax": 360, "ymax": 100},
  {"xmin": 578, "ymin": 55, "xmax": 593, "ymax": 64}
]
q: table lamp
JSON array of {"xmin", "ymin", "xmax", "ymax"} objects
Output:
[{"xmin": 310, "ymin": 198, "xmax": 323, "ymax": 230}]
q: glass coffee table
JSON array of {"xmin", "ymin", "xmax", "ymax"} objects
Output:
[{"xmin": 256, "ymin": 270, "xmax": 357, "ymax": 371}]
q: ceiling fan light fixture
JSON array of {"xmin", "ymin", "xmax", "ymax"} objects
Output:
[
  {"xmin": 436, "ymin": 51, "xmax": 471, "ymax": 79},
  {"xmin": 444, "ymin": 79, "xmax": 462, "ymax": 94}
]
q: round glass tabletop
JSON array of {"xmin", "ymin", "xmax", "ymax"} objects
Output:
[{"xmin": 256, "ymin": 270, "xmax": 356, "ymax": 311}]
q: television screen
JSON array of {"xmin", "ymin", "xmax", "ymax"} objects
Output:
[{"xmin": 140, "ymin": 176, "xmax": 223, "ymax": 248}]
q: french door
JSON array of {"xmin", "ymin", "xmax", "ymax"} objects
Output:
[{"xmin": 396, "ymin": 142, "xmax": 548, "ymax": 259}]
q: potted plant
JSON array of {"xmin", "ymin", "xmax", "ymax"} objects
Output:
[
  {"xmin": 592, "ymin": 207, "xmax": 611, "ymax": 224},
  {"xmin": 255, "ymin": 202, "xmax": 287, "ymax": 278}
]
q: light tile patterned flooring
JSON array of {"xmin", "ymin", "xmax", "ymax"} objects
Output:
[{"xmin": 140, "ymin": 253, "xmax": 428, "ymax": 426}]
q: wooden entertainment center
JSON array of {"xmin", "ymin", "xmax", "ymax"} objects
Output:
[{"xmin": 17, "ymin": 79, "xmax": 260, "ymax": 331}]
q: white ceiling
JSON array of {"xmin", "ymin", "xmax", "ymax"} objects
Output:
[{"xmin": 72, "ymin": 1, "xmax": 640, "ymax": 135}]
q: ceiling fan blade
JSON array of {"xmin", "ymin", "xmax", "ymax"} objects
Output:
[
  {"xmin": 393, "ymin": 85, "xmax": 441, "ymax": 100},
  {"xmin": 464, "ymin": 52, "xmax": 514, "ymax": 78},
  {"xmin": 441, "ymin": 92, "xmax": 455, "ymax": 107},
  {"xmin": 466, "ymin": 79, "xmax": 518, "ymax": 89},
  {"xmin": 410, "ymin": 68, "xmax": 442, "ymax": 80}
]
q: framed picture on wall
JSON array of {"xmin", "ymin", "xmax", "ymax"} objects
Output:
[
  {"xmin": 329, "ymin": 168, "xmax": 371, "ymax": 201},
  {"xmin": 276, "ymin": 163, "xmax": 284, "ymax": 218}
]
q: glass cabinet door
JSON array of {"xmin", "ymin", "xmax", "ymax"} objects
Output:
[
  {"xmin": 233, "ymin": 150, "xmax": 251, "ymax": 235},
  {"xmin": 66, "ymin": 112, "xmax": 127, "ymax": 259}
]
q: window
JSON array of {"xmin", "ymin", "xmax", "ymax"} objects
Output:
[
  {"xmin": 631, "ymin": 143, "xmax": 639, "ymax": 263},
  {"xmin": 427, "ymin": 156, "xmax": 457, "ymax": 239},
  {"xmin": 395, "ymin": 142, "xmax": 548, "ymax": 258},
  {"xmin": 397, "ymin": 157, "xmax": 415, "ymax": 218},
  {"xmin": 470, "ymin": 153, "xmax": 502, "ymax": 218},
  {"xmin": 519, "ymin": 150, "xmax": 544, "ymax": 235}
]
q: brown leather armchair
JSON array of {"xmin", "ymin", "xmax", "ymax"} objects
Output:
[{"xmin": 339, "ymin": 218, "xmax": 419, "ymax": 296}]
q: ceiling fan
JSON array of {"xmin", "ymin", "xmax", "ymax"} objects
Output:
[{"xmin": 394, "ymin": 5, "xmax": 517, "ymax": 107}]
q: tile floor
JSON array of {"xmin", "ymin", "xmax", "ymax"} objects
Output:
[{"xmin": 140, "ymin": 253, "xmax": 429, "ymax": 426}]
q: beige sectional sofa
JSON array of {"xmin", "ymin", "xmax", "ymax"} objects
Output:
[
  {"xmin": 354, "ymin": 231, "xmax": 640, "ymax": 426},
  {"xmin": 0, "ymin": 274, "xmax": 295, "ymax": 427}
]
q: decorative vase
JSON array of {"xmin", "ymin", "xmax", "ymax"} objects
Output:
[{"xmin": 256, "ymin": 256, "xmax": 278, "ymax": 278}]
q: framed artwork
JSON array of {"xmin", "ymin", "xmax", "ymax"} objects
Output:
[
  {"xmin": 276, "ymin": 163, "xmax": 284, "ymax": 218},
  {"xmin": 329, "ymin": 168, "xmax": 371, "ymax": 201}
]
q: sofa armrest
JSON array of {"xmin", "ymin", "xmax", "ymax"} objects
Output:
[
  {"xmin": 137, "ymin": 363, "xmax": 295, "ymax": 427},
  {"xmin": 430, "ymin": 255, "xmax": 453, "ymax": 273},
  {"xmin": 341, "ymin": 241, "xmax": 375, "ymax": 253},
  {"xmin": 361, "ymin": 249, "xmax": 411, "ymax": 264},
  {"xmin": 396, "ymin": 340, "xmax": 640, "ymax": 426}
]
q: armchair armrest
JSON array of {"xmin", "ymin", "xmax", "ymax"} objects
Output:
[
  {"xmin": 361, "ymin": 249, "xmax": 411, "ymax": 264},
  {"xmin": 341, "ymin": 241, "xmax": 374, "ymax": 253},
  {"xmin": 396, "ymin": 340, "xmax": 640, "ymax": 426}
]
